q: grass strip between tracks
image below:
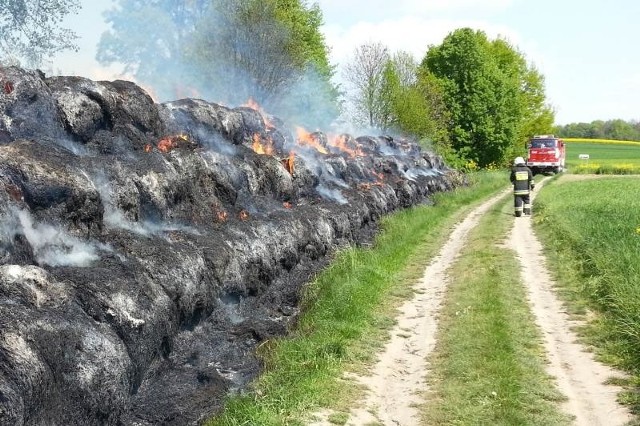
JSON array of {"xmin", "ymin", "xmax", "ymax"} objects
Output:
[
  {"xmin": 420, "ymin": 195, "xmax": 571, "ymax": 425},
  {"xmin": 206, "ymin": 171, "xmax": 506, "ymax": 425}
]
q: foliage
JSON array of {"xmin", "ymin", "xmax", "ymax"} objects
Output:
[
  {"xmin": 411, "ymin": 69, "xmax": 453, "ymax": 156},
  {"xmin": 421, "ymin": 28, "xmax": 554, "ymax": 167},
  {"xmin": 207, "ymin": 172, "xmax": 507, "ymax": 425},
  {"xmin": 0, "ymin": 0, "xmax": 80, "ymax": 66},
  {"xmin": 343, "ymin": 44, "xmax": 453, "ymax": 162},
  {"xmin": 556, "ymin": 119, "xmax": 640, "ymax": 142},
  {"xmin": 376, "ymin": 59, "xmax": 399, "ymax": 131},
  {"xmin": 97, "ymin": 0, "xmax": 339, "ymax": 126},
  {"xmin": 492, "ymin": 39, "xmax": 554, "ymax": 161},
  {"xmin": 384, "ymin": 55, "xmax": 451, "ymax": 146}
]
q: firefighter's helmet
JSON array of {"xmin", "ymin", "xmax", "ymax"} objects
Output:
[{"xmin": 514, "ymin": 156, "xmax": 525, "ymax": 166}]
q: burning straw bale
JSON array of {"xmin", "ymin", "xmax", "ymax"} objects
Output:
[{"xmin": 0, "ymin": 65, "xmax": 461, "ymax": 425}]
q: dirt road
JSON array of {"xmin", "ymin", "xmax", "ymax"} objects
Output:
[
  {"xmin": 507, "ymin": 179, "xmax": 632, "ymax": 425},
  {"xmin": 313, "ymin": 180, "xmax": 632, "ymax": 425}
]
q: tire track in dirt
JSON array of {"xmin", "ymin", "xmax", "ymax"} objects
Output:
[
  {"xmin": 311, "ymin": 189, "xmax": 511, "ymax": 426},
  {"xmin": 507, "ymin": 178, "xmax": 632, "ymax": 425}
]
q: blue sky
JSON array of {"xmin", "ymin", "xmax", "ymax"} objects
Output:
[{"xmin": 49, "ymin": 0, "xmax": 639, "ymax": 125}]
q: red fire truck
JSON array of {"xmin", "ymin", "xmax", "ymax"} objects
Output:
[{"xmin": 525, "ymin": 134, "xmax": 566, "ymax": 174}]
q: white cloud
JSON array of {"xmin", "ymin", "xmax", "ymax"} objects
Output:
[
  {"xmin": 317, "ymin": 0, "xmax": 513, "ymax": 17},
  {"xmin": 397, "ymin": 0, "xmax": 514, "ymax": 14},
  {"xmin": 323, "ymin": 17, "xmax": 521, "ymax": 67}
]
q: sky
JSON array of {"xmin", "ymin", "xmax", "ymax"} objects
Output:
[{"xmin": 48, "ymin": 0, "xmax": 640, "ymax": 125}]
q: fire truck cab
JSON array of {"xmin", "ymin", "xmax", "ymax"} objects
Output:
[{"xmin": 526, "ymin": 134, "xmax": 565, "ymax": 175}]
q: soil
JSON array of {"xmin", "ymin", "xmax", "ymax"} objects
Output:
[{"xmin": 312, "ymin": 177, "xmax": 634, "ymax": 425}]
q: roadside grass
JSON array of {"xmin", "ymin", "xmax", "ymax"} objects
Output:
[
  {"xmin": 206, "ymin": 171, "xmax": 507, "ymax": 425},
  {"xmin": 563, "ymin": 140, "xmax": 640, "ymax": 174},
  {"xmin": 533, "ymin": 176, "xmax": 640, "ymax": 412},
  {"xmin": 420, "ymin": 196, "xmax": 570, "ymax": 425}
]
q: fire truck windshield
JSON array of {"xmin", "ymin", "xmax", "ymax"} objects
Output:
[{"xmin": 529, "ymin": 139, "xmax": 556, "ymax": 148}]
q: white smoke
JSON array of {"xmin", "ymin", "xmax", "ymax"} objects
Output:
[
  {"xmin": 194, "ymin": 127, "xmax": 238, "ymax": 156},
  {"xmin": 11, "ymin": 208, "xmax": 100, "ymax": 267},
  {"xmin": 88, "ymin": 171, "xmax": 199, "ymax": 238},
  {"xmin": 315, "ymin": 184, "xmax": 348, "ymax": 205},
  {"xmin": 54, "ymin": 136, "xmax": 90, "ymax": 156}
]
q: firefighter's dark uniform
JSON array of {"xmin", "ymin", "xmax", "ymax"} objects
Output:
[{"xmin": 510, "ymin": 163, "xmax": 534, "ymax": 216}]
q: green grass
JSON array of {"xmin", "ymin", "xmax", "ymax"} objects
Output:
[
  {"xmin": 420, "ymin": 196, "xmax": 570, "ymax": 425},
  {"xmin": 206, "ymin": 171, "xmax": 507, "ymax": 425},
  {"xmin": 533, "ymin": 176, "xmax": 640, "ymax": 412},
  {"xmin": 564, "ymin": 140, "xmax": 640, "ymax": 174}
]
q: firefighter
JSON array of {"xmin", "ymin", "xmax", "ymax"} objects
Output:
[{"xmin": 510, "ymin": 157, "xmax": 535, "ymax": 217}]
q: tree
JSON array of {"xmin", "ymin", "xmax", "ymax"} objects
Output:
[
  {"xmin": 422, "ymin": 28, "xmax": 554, "ymax": 167},
  {"xmin": 97, "ymin": 0, "xmax": 339, "ymax": 127},
  {"xmin": 556, "ymin": 119, "xmax": 640, "ymax": 141},
  {"xmin": 409, "ymin": 69, "xmax": 451, "ymax": 151},
  {"xmin": 0, "ymin": 0, "xmax": 80, "ymax": 66},
  {"xmin": 489, "ymin": 38, "xmax": 554, "ymax": 160},
  {"xmin": 97, "ymin": 0, "xmax": 210, "ymax": 99},
  {"xmin": 343, "ymin": 44, "xmax": 451, "ymax": 154},
  {"xmin": 379, "ymin": 52, "xmax": 450, "ymax": 144},
  {"xmin": 342, "ymin": 42, "xmax": 390, "ymax": 129}
]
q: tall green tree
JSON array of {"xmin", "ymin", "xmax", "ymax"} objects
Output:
[
  {"xmin": 489, "ymin": 38, "xmax": 554, "ymax": 159},
  {"xmin": 422, "ymin": 28, "xmax": 554, "ymax": 167},
  {"xmin": 0, "ymin": 0, "xmax": 80, "ymax": 66}
]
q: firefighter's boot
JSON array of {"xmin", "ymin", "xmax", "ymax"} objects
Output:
[{"xmin": 514, "ymin": 195, "xmax": 524, "ymax": 217}]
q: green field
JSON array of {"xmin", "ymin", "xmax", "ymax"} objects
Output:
[
  {"xmin": 534, "ymin": 176, "xmax": 640, "ymax": 410},
  {"xmin": 564, "ymin": 139, "xmax": 640, "ymax": 174}
]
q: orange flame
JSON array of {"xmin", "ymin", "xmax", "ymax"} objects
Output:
[
  {"xmin": 143, "ymin": 143, "xmax": 153, "ymax": 153},
  {"xmin": 295, "ymin": 127, "xmax": 328, "ymax": 154},
  {"xmin": 157, "ymin": 134, "xmax": 189, "ymax": 153},
  {"xmin": 283, "ymin": 201, "xmax": 293, "ymax": 209},
  {"xmin": 157, "ymin": 138, "xmax": 173, "ymax": 153},
  {"xmin": 242, "ymin": 97, "xmax": 276, "ymax": 130},
  {"xmin": 252, "ymin": 133, "xmax": 274, "ymax": 155},
  {"xmin": 328, "ymin": 134, "xmax": 364, "ymax": 158},
  {"xmin": 242, "ymin": 97, "xmax": 260, "ymax": 110},
  {"xmin": 281, "ymin": 152, "xmax": 295, "ymax": 175},
  {"xmin": 238, "ymin": 210, "xmax": 249, "ymax": 221}
]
